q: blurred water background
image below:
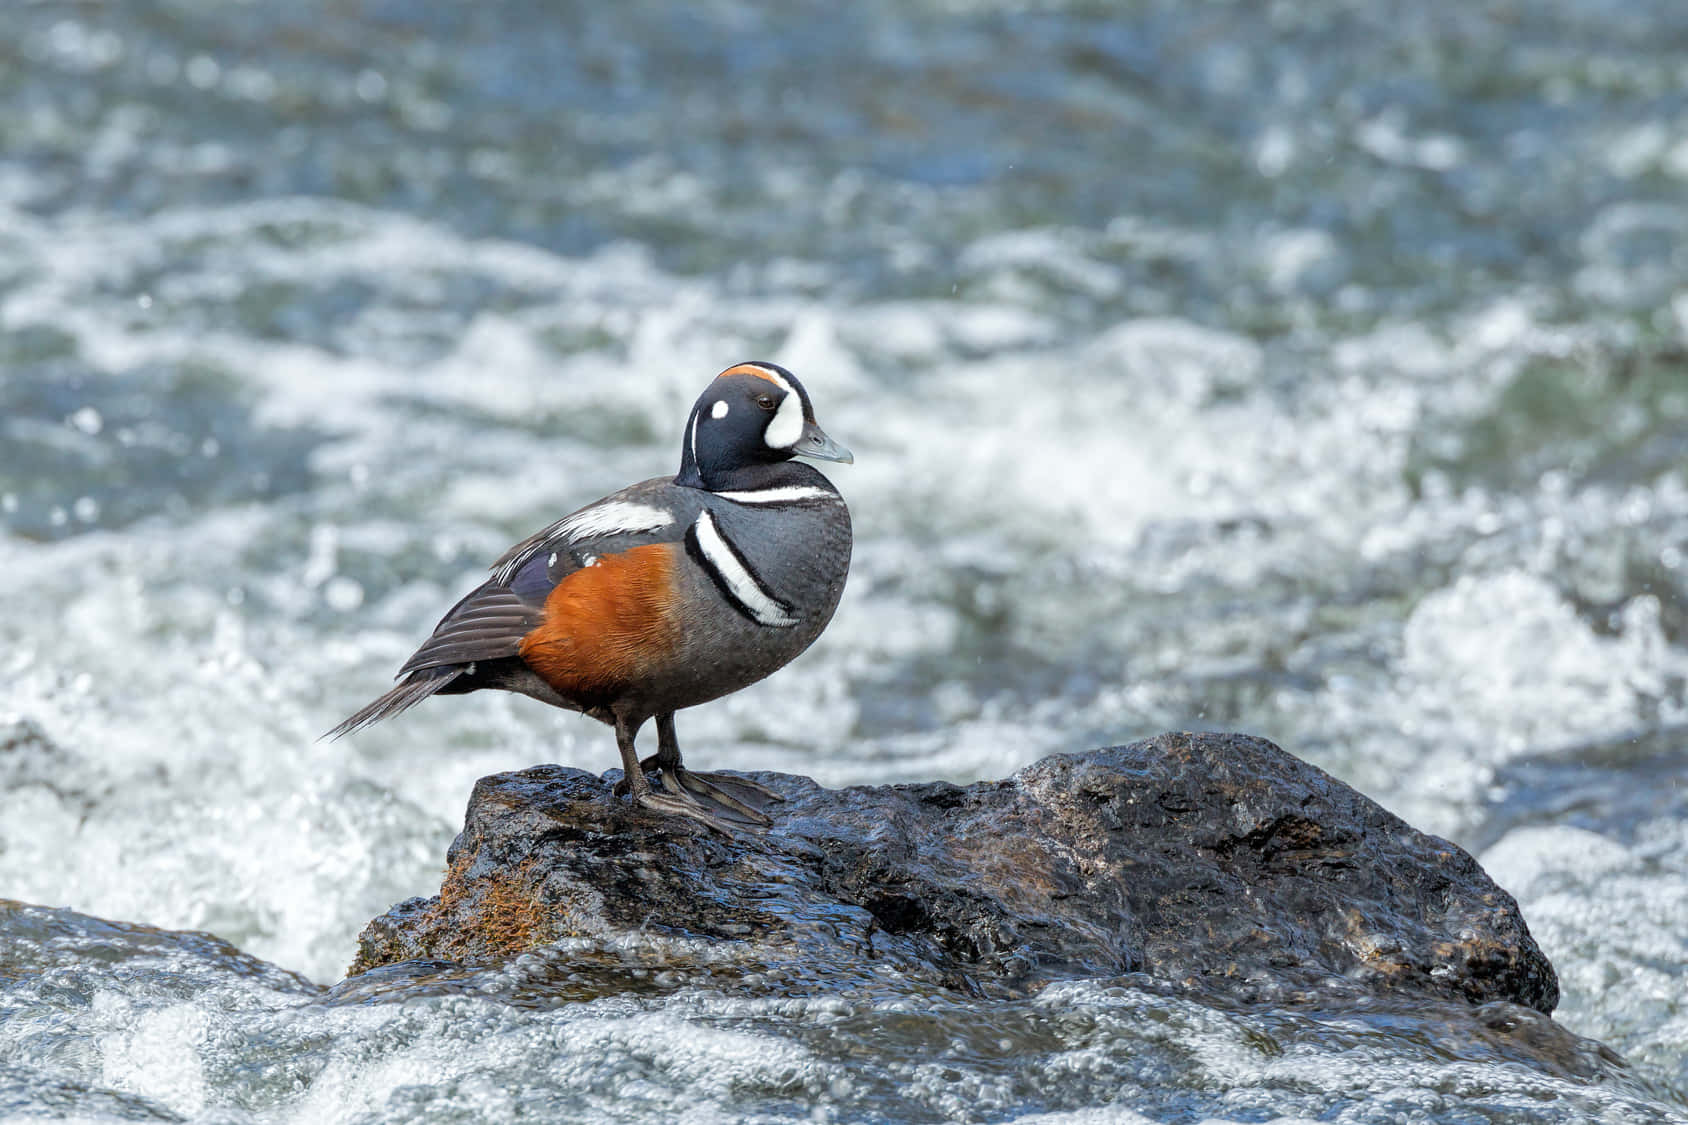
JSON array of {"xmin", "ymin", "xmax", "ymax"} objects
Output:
[{"xmin": 3, "ymin": 0, "xmax": 1687, "ymax": 1121}]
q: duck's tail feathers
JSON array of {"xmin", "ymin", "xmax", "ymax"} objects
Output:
[{"xmin": 322, "ymin": 669, "xmax": 463, "ymax": 741}]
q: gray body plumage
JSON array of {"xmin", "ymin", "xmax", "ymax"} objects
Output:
[
  {"xmin": 328, "ymin": 359, "xmax": 852, "ymax": 831},
  {"xmin": 329, "ymin": 461, "xmax": 850, "ymax": 736}
]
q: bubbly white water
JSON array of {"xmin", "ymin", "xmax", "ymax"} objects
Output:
[
  {"xmin": 4, "ymin": 0, "xmax": 1688, "ymax": 1119},
  {"xmin": 4, "ymin": 899, "xmax": 1681, "ymax": 1125}
]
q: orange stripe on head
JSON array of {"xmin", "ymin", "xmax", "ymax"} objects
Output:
[
  {"xmin": 714, "ymin": 361, "xmax": 814, "ymax": 425},
  {"xmin": 716, "ymin": 362, "xmax": 785, "ymax": 386},
  {"xmin": 517, "ymin": 543, "xmax": 684, "ymax": 706}
]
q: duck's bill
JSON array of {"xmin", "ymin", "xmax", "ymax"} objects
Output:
[{"xmin": 797, "ymin": 421, "xmax": 854, "ymax": 464}]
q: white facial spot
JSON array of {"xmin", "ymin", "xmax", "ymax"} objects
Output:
[
  {"xmin": 547, "ymin": 552, "xmax": 558, "ymax": 568},
  {"xmin": 742, "ymin": 364, "xmax": 806, "ymax": 450},
  {"xmin": 765, "ymin": 392, "xmax": 803, "ymax": 449},
  {"xmin": 711, "ymin": 399, "xmax": 730, "ymax": 420}
]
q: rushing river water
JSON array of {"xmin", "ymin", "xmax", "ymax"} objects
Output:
[{"xmin": 3, "ymin": 0, "xmax": 1688, "ymax": 1121}]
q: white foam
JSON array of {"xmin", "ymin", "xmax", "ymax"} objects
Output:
[
  {"xmin": 1481, "ymin": 820, "xmax": 1688, "ymax": 1079},
  {"xmin": 1399, "ymin": 572, "xmax": 1673, "ymax": 758},
  {"xmin": 99, "ymin": 1001, "xmax": 211, "ymax": 1114}
]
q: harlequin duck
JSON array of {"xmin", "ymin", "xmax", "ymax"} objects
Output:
[{"xmin": 328, "ymin": 361, "xmax": 853, "ymax": 831}]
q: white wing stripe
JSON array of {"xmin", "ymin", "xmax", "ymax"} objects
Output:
[
  {"xmin": 689, "ymin": 510, "xmax": 797, "ymax": 627},
  {"xmin": 492, "ymin": 501, "xmax": 673, "ymax": 584},
  {"xmin": 712, "ymin": 485, "xmax": 837, "ymax": 505},
  {"xmin": 553, "ymin": 501, "xmax": 674, "ymax": 543}
]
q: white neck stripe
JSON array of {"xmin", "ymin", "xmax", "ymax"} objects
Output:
[
  {"xmin": 712, "ymin": 485, "xmax": 837, "ymax": 505},
  {"xmin": 690, "ymin": 510, "xmax": 797, "ymax": 627}
]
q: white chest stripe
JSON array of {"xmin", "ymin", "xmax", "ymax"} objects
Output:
[
  {"xmin": 689, "ymin": 510, "xmax": 797, "ymax": 627},
  {"xmin": 712, "ymin": 485, "xmax": 837, "ymax": 505}
]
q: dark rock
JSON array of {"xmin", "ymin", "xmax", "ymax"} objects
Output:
[
  {"xmin": 348, "ymin": 731, "xmax": 1559, "ymax": 1016},
  {"xmin": 1471, "ymin": 1001, "xmax": 1628, "ymax": 1080}
]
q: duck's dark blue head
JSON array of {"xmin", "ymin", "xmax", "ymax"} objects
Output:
[{"xmin": 675, "ymin": 362, "xmax": 852, "ymax": 491}]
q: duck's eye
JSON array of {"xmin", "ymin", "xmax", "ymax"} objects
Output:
[{"xmin": 755, "ymin": 393, "xmax": 777, "ymax": 410}]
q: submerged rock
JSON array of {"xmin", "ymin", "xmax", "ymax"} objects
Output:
[{"xmin": 351, "ymin": 732, "xmax": 1560, "ymax": 1018}]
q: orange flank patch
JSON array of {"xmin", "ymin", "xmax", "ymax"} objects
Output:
[
  {"xmin": 517, "ymin": 543, "xmax": 684, "ymax": 703},
  {"xmin": 716, "ymin": 362, "xmax": 783, "ymax": 386}
]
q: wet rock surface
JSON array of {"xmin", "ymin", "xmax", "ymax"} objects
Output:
[{"xmin": 351, "ymin": 732, "xmax": 1560, "ymax": 1017}]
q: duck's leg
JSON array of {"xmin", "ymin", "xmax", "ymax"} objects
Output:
[
  {"xmin": 648, "ymin": 712, "xmax": 783, "ymax": 824},
  {"xmin": 611, "ymin": 713, "xmax": 655, "ymax": 799},
  {"xmin": 612, "ymin": 712, "xmax": 754, "ymax": 834}
]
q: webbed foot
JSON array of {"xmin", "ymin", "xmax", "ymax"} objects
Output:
[{"xmin": 656, "ymin": 765, "xmax": 782, "ymax": 827}]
